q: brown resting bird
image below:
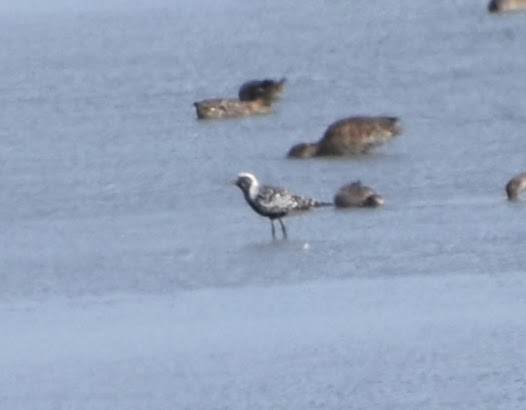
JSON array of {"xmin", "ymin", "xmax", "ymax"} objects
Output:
[
  {"xmin": 193, "ymin": 98, "xmax": 272, "ymax": 120},
  {"xmin": 334, "ymin": 181, "xmax": 385, "ymax": 208},
  {"xmin": 287, "ymin": 116, "xmax": 402, "ymax": 158}
]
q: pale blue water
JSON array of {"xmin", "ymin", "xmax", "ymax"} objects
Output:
[{"xmin": 1, "ymin": 0, "xmax": 526, "ymax": 409}]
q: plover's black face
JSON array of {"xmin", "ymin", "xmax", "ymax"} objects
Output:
[{"xmin": 235, "ymin": 173, "xmax": 257, "ymax": 194}]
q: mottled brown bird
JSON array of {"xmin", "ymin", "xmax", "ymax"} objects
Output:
[
  {"xmin": 288, "ymin": 116, "xmax": 402, "ymax": 158},
  {"xmin": 193, "ymin": 98, "xmax": 272, "ymax": 120}
]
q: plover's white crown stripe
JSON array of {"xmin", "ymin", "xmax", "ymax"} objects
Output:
[{"xmin": 237, "ymin": 172, "xmax": 257, "ymax": 180}]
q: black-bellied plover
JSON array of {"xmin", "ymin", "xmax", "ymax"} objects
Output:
[
  {"xmin": 234, "ymin": 172, "xmax": 331, "ymax": 239},
  {"xmin": 506, "ymin": 172, "xmax": 526, "ymax": 200},
  {"xmin": 238, "ymin": 78, "xmax": 286, "ymax": 102},
  {"xmin": 287, "ymin": 116, "xmax": 402, "ymax": 158},
  {"xmin": 193, "ymin": 98, "xmax": 272, "ymax": 120},
  {"xmin": 334, "ymin": 181, "xmax": 384, "ymax": 208},
  {"xmin": 488, "ymin": 0, "xmax": 526, "ymax": 13}
]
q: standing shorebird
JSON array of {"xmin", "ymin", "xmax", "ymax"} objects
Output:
[
  {"xmin": 234, "ymin": 172, "xmax": 331, "ymax": 239},
  {"xmin": 287, "ymin": 116, "xmax": 402, "ymax": 158}
]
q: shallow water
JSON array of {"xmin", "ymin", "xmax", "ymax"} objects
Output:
[{"xmin": 1, "ymin": 0, "xmax": 526, "ymax": 408}]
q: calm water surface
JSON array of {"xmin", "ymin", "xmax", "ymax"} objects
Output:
[{"xmin": 1, "ymin": 0, "xmax": 525, "ymax": 409}]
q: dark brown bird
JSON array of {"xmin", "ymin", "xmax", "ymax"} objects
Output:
[
  {"xmin": 505, "ymin": 172, "xmax": 526, "ymax": 201},
  {"xmin": 238, "ymin": 78, "xmax": 286, "ymax": 102},
  {"xmin": 334, "ymin": 181, "xmax": 384, "ymax": 208},
  {"xmin": 287, "ymin": 116, "xmax": 402, "ymax": 158}
]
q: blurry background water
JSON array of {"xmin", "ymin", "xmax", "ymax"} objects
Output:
[{"xmin": 1, "ymin": 0, "xmax": 525, "ymax": 409}]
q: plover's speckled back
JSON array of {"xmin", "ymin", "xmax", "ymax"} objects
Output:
[{"xmin": 234, "ymin": 172, "xmax": 331, "ymax": 239}]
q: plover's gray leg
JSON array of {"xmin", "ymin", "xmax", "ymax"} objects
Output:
[
  {"xmin": 278, "ymin": 218, "xmax": 287, "ymax": 239},
  {"xmin": 270, "ymin": 220, "xmax": 276, "ymax": 239}
]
